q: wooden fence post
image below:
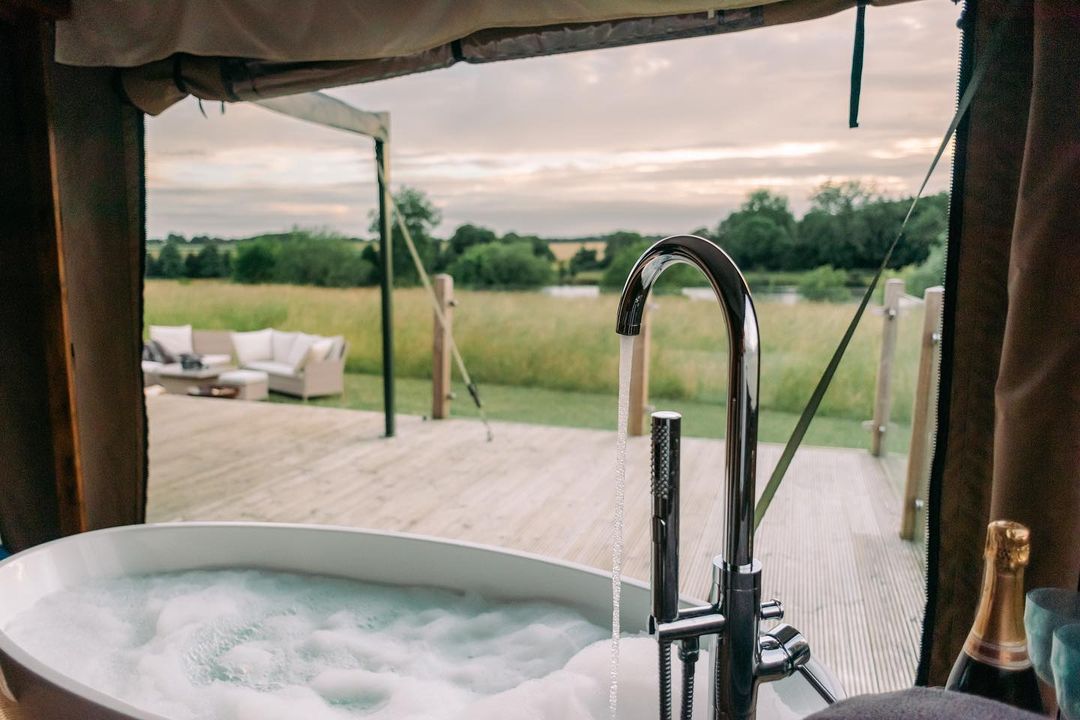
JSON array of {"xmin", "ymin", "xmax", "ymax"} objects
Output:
[
  {"xmin": 900, "ymin": 286, "xmax": 944, "ymax": 540},
  {"xmin": 870, "ymin": 279, "xmax": 904, "ymax": 456},
  {"xmin": 432, "ymin": 274, "xmax": 453, "ymax": 419},
  {"xmin": 628, "ymin": 303, "xmax": 653, "ymax": 436}
]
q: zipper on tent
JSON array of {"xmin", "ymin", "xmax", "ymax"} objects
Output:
[{"xmin": 916, "ymin": 0, "xmax": 975, "ymax": 686}]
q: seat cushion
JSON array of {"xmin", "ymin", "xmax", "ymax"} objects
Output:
[
  {"xmin": 149, "ymin": 325, "xmax": 193, "ymax": 358},
  {"xmin": 201, "ymin": 353, "xmax": 232, "ymax": 368},
  {"xmin": 271, "ymin": 330, "xmax": 298, "ymax": 363},
  {"xmin": 218, "ymin": 369, "xmax": 269, "ymax": 385},
  {"xmin": 244, "ymin": 360, "xmax": 298, "ymax": 378},
  {"xmin": 231, "ymin": 329, "xmax": 273, "ymax": 365}
]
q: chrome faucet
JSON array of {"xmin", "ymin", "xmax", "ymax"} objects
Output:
[{"xmin": 616, "ymin": 235, "xmax": 817, "ymax": 720}]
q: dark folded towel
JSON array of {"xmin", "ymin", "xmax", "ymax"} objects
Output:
[{"xmin": 805, "ymin": 687, "xmax": 1045, "ymax": 720}]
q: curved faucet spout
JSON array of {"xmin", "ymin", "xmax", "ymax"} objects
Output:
[{"xmin": 615, "ymin": 235, "xmax": 760, "ymax": 567}]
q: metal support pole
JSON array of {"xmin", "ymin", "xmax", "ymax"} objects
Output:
[{"xmin": 375, "ymin": 139, "xmax": 395, "ymax": 437}]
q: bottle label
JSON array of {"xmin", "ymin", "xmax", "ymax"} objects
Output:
[{"xmin": 963, "ymin": 634, "xmax": 1033, "ymax": 671}]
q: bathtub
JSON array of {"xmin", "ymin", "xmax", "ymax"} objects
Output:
[{"xmin": 0, "ymin": 523, "xmax": 842, "ymax": 719}]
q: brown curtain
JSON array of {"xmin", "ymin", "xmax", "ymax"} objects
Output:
[{"xmin": 920, "ymin": 0, "xmax": 1080, "ymax": 685}]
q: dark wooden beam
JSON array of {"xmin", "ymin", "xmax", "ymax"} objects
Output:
[{"xmin": 0, "ymin": 13, "xmax": 86, "ymax": 549}]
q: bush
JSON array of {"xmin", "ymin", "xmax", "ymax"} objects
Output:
[
  {"xmin": 599, "ymin": 240, "xmax": 705, "ymax": 293},
  {"xmin": 447, "ymin": 242, "xmax": 554, "ymax": 289},
  {"xmin": 798, "ymin": 265, "xmax": 850, "ymax": 302},
  {"xmin": 232, "ymin": 242, "xmax": 277, "ymax": 284},
  {"xmin": 902, "ymin": 243, "xmax": 945, "ymax": 298}
]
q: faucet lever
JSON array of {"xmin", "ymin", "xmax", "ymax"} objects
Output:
[
  {"xmin": 756, "ymin": 623, "xmax": 811, "ymax": 682},
  {"xmin": 760, "ymin": 599, "xmax": 784, "ymax": 621}
]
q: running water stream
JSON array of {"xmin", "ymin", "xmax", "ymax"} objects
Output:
[{"xmin": 609, "ymin": 334, "xmax": 635, "ymax": 719}]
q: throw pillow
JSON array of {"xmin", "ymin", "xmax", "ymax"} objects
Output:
[
  {"xmin": 304, "ymin": 337, "xmax": 335, "ymax": 369},
  {"xmin": 286, "ymin": 333, "xmax": 318, "ymax": 371},
  {"xmin": 149, "ymin": 324, "xmax": 193, "ymax": 358}
]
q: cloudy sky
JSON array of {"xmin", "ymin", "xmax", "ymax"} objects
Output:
[{"xmin": 146, "ymin": 1, "xmax": 961, "ymax": 240}]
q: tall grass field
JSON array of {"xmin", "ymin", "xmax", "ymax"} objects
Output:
[{"xmin": 146, "ymin": 280, "xmax": 923, "ymax": 443}]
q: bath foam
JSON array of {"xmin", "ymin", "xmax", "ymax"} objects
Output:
[{"xmin": 4, "ymin": 569, "xmax": 704, "ymax": 720}]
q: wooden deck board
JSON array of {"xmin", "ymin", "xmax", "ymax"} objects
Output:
[{"xmin": 0, "ymin": 395, "xmax": 925, "ymax": 718}]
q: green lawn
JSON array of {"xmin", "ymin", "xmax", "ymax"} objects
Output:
[{"xmin": 270, "ymin": 372, "xmax": 911, "ymax": 452}]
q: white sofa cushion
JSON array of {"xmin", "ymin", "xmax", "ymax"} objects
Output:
[
  {"xmin": 231, "ymin": 329, "xmax": 273, "ymax": 365},
  {"xmin": 286, "ymin": 333, "xmax": 318, "ymax": 371},
  {"xmin": 244, "ymin": 360, "xmax": 298, "ymax": 378},
  {"xmin": 150, "ymin": 325, "xmax": 193, "ymax": 358},
  {"xmin": 271, "ymin": 330, "xmax": 298, "ymax": 363},
  {"xmin": 201, "ymin": 353, "xmax": 232, "ymax": 368},
  {"xmin": 326, "ymin": 335, "xmax": 346, "ymax": 360},
  {"xmin": 304, "ymin": 337, "xmax": 335, "ymax": 368}
]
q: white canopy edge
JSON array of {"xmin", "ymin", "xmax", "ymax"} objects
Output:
[{"xmin": 253, "ymin": 93, "xmax": 389, "ymax": 143}]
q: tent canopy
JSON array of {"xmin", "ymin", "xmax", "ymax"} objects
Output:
[{"xmin": 55, "ymin": 0, "xmax": 914, "ymax": 114}]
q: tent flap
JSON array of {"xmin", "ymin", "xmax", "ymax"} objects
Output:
[{"xmin": 70, "ymin": 0, "xmax": 918, "ymax": 114}]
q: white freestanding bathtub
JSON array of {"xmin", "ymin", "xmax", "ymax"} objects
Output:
[{"xmin": 0, "ymin": 523, "xmax": 842, "ymax": 719}]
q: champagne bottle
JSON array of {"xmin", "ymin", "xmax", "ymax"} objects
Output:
[{"xmin": 945, "ymin": 520, "xmax": 1044, "ymax": 713}]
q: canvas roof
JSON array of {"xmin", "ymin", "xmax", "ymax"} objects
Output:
[{"xmin": 55, "ymin": 0, "xmax": 916, "ymax": 114}]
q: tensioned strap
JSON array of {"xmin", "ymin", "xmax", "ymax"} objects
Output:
[
  {"xmin": 374, "ymin": 160, "xmax": 495, "ymax": 442},
  {"xmin": 754, "ymin": 1, "xmax": 1020, "ymax": 528},
  {"xmin": 849, "ymin": 0, "xmax": 868, "ymax": 129}
]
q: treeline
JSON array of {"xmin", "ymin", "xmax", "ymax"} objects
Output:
[{"xmin": 148, "ymin": 180, "xmax": 947, "ymax": 294}]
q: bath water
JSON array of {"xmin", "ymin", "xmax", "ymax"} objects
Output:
[
  {"xmin": 4, "ymin": 568, "xmax": 704, "ymax": 720},
  {"xmin": 609, "ymin": 334, "xmax": 635, "ymax": 719}
]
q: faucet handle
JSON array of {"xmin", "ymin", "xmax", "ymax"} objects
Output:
[
  {"xmin": 757, "ymin": 623, "xmax": 810, "ymax": 682},
  {"xmin": 760, "ymin": 599, "xmax": 784, "ymax": 621}
]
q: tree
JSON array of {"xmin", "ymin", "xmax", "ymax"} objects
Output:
[
  {"xmin": 715, "ymin": 190, "xmax": 796, "ymax": 271},
  {"xmin": 447, "ymin": 242, "xmax": 554, "ymax": 289},
  {"xmin": 502, "ymin": 232, "xmax": 555, "ymax": 261},
  {"xmin": 368, "ymin": 186, "xmax": 440, "ymax": 286},
  {"xmin": 600, "ymin": 240, "xmax": 701, "ymax": 292},
  {"xmin": 232, "ymin": 241, "xmax": 276, "ymax": 283},
  {"xmin": 156, "ymin": 240, "xmax": 185, "ymax": 278},
  {"xmin": 192, "ymin": 244, "xmax": 227, "ymax": 278},
  {"xmin": 569, "ymin": 246, "xmax": 601, "ymax": 275},
  {"xmin": 601, "ymin": 231, "xmax": 646, "ymax": 267},
  {"xmin": 164, "ymin": 232, "xmax": 187, "ymax": 245}
]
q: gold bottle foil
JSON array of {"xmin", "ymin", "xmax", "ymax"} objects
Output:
[{"xmin": 962, "ymin": 520, "xmax": 1033, "ymax": 669}]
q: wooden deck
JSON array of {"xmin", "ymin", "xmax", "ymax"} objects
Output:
[{"xmin": 0, "ymin": 395, "xmax": 925, "ymax": 718}]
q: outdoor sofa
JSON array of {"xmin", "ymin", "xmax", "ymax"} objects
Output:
[
  {"xmin": 141, "ymin": 324, "xmax": 231, "ymax": 385},
  {"xmin": 230, "ymin": 328, "xmax": 348, "ymax": 400},
  {"xmin": 143, "ymin": 325, "xmax": 348, "ymax": 400}
]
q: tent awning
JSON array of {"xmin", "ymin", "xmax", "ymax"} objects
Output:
[{"xmin": 56, "ymin": 0, "xmax": 916, "ymax": 114}]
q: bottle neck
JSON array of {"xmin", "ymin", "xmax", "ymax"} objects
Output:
[{"xmin": 964, "ymin": 556, "xmax": 1031, "ymax": 670}]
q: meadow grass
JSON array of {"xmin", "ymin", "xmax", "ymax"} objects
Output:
[{"xmin": 146, "ymin": 280, "xmax": 923, "ymax": 424}]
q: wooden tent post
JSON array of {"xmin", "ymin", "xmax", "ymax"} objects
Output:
[
  {"xmin": 870, "ymin": 279, "xmax": 904, "ymax": 456},
  {"xmin": 375, "ymin": 139, "xmax": 395, "ymax": 437},
  {"xmin": 432, "ymin": 274, "xmax": 453, "ymax": 419},
  {"xmin": 900, "ymin": 286, "xmax": 943, "ymax": 541}
]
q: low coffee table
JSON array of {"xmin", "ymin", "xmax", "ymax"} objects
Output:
[{"xmin": 155, "ymin": 363, "xmax": 234, "ymax": 395}]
